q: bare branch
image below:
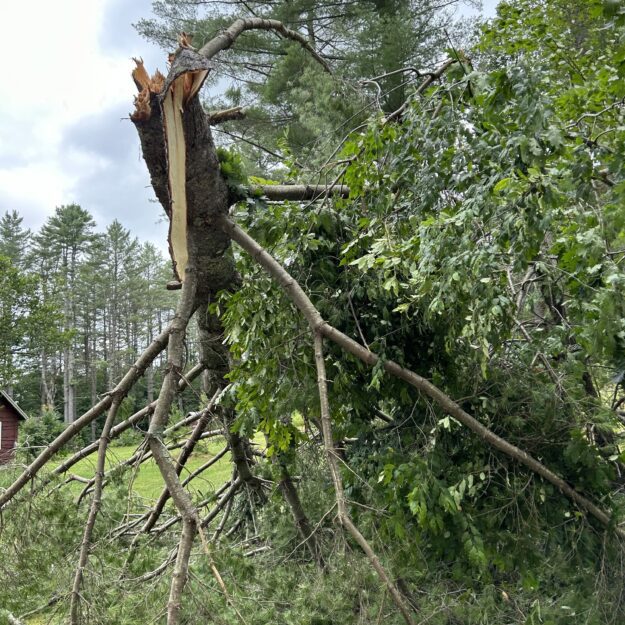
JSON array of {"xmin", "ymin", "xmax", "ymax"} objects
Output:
[
  {"xmin": 0, "ymin": 327, "xmax": 172, "ymax": 510},
  {"xmin": 70, "ymin": 395, "xmax": 123, "ymax": 624},
  {"xmin": 252, "ymin": 184, "xmax": 349, "ymax": 201},
  {"xmin": 314, "ymin": 333, "xmax": 416, "ymax": 625},
  {"xmin": 51, "ymin": 363, "xmax": 205, "ymax": 480},
  {"xmin": 207, "ymin": 106, "xmax": 247, "ymax": 124},
  {"xmin": 198, "ymin": 18, "xmax": 331, "ymax": 73}
]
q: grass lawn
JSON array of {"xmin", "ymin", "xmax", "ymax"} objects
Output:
[{"xmin": 60, "ymin": 437, "xmax": 238, "ymax": 501}]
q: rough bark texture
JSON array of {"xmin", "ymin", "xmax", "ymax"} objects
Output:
[{"xmin": 132, "ymin": 47, "xmax": 248, "ymax": 624}]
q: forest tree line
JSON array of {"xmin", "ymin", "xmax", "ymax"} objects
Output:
[{"xmin": 0, "ymin": 207, "xmax": 177, "ymax": 430}]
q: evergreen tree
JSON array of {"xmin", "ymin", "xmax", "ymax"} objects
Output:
[
  {"xmin": 35, "ymin": 205, "xmax": 96, "ymax": 424},
  {"xmin": 136, "ymin": 0, "xmax": 468, "ymax": 168},
  {"xmin": 0, "ymin": 210, "xmax": 31, "ymax": 269}
]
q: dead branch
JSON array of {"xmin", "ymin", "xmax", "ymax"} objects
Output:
[
  {"xmin": 385, "ymin": 58, "xmax": 456, "ymax": 123},
  {"xmin": 70, "ymin": 396, "xmax": 123, "ymax": 624},
  {"xmin": 207, "ymin": 106, "xmax": 247, "ymax": 124},
  {"xmin": 0, "ymin": 327, "xmax": 172, "ymax": 510},
  {"xmin": 313, "ymin": 333, "xmax": 416, "ymax": 625},
  {"xmin": 222, "ymin": 215, "xmax": 625, "ymax": 540},
  {"xmin": 139, "ymin": 392, "xmax": 220, "ymax": 537},
  {"xmin": 73, "ymin": 429, "xmax": 223, "ymax": 505},
  {"xmin": 198, "ymin": 18, "xmax": 331, "ymax": 73},
  {"xmin": 50, "ymin": 363, "xmax": 205, "ymax": 482}
]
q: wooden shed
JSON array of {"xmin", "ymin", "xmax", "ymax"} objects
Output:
[{"xmin": 0, "ymin": 390, "xmax": 28, "ymax": 464}]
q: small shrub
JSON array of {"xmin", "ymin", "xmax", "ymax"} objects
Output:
[{"xmin": 17, "ymin": 407, "xmax": 64, "ymax": 460}]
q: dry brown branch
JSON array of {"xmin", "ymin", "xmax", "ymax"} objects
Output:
[
  {"xmin": 222, "ymin": 215, "xmax": 625, "ymax": 540},
  {"xmin": 50, "ymin": 363, "xmax": 205, "ymax": 481},
  {"xmin": 139, "ymin": 391, "xmax": 221, "ymax": 535},
  {"xmin": 70, "ymin": 396, "xmax": 123, "ymax": 624}
]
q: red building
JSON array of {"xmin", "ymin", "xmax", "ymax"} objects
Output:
[{"xmin": 0, "ymin": 390, "xmax": 28, "ymax": 464}]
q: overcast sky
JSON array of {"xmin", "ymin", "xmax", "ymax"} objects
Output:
[{"xmin": 0, "ymin": 0, "xmax": 499, "ymax": 248}]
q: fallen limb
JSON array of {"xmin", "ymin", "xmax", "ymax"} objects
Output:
[
  {"xmin": 138, "ymin": 392, "xmax": 221, "ymax": 537},
  {"xmin": 222, "ymin": 215, "xmax": 625, "ymax": 540},
  {"xmin": 146, "ymin": 272, "xmax": 201, "ymax": 625},
  {"xmin": 73, "ymin": 429, "xmax": 223, "ymax": 504},
  {"xmin": 70, "ymin": 395, "xmax": 123, "ymax": 624},
  {"xmin": 314, "ymin": 333, "xmax": 416, "ymax": 625},
  {"xmin": 50, "ymin": 363, "xmax": 205, "ymax": 481}
]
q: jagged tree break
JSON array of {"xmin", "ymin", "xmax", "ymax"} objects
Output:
[{"xmin": 2, "ymin": 2, "xmax": 625, "ymax": 623}]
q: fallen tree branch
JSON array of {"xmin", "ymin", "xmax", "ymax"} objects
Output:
[
  {"xmin": 146, "ymin": 272, "xmax": 201, "ymax": 625},
  {"xmin": 70, "ymin": 396, "xmax": 123, "ymax": 624},
  {"xmin": 137, "ymin": 392, "xmax": 221, "ymax": 537},
  {"xmin": 222, "ymin": 215, "xmax": 625, "ymax": 540},
  {"xmin": 50, "ymin": 363, "xmax": 205, "ymax": 481},
  {"xmin": 314, "ymin": 333, "xmax": 416, "ymax": 625}
]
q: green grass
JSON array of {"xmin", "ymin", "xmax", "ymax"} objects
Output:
[
  {"xmin": 0, "ymin": 430, "xmax": 268, "ymax": 504},
  {"xmin": 60, "ymin": 438, "xmax": 237, "ymax": 502}
]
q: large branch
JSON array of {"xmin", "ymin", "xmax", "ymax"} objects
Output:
[
  {"xmin": 221, "ymin": 215, "xmax": 625, "ymax": 540},
  {"xmin": 0, "ymin": 327, "xmax": 171, "ymax": 510},
  {"xmin": 198, "ymin": 18, "xmax": 331, "ymax": 73}
]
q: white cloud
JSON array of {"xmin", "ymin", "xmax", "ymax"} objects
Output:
[{"xmin": 0, "ymin": 0, "xmax": 167, "ymax": 244}]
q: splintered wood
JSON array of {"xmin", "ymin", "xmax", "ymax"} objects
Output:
[{"xmin": 130, "ymin": 56, "xmax": 209, "ymax": 283}]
